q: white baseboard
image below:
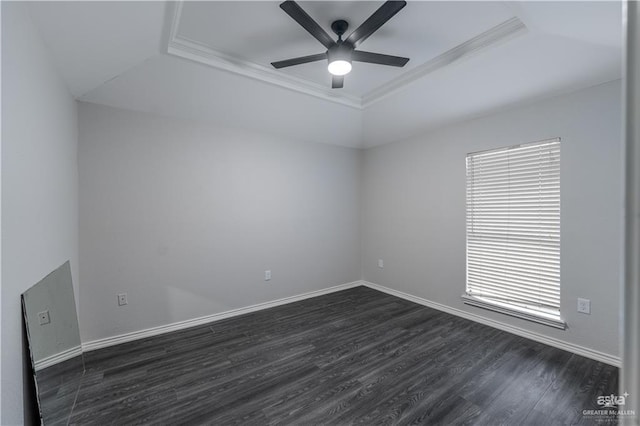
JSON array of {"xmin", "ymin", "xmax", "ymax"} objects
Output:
[
  {"xmin": 34, "ymin": 345, "xmax": 83, "ymax": 371},
  {"xmin": 81, "ymin": 280, "xmax": 620, "ymax": 368},
  {"xmin": 82, "ymin": 281, "xmax": 362, "ymax": 353},
  {"xmin": 363, "ymin": 281, "xmax": 621, "ymax": 367}
]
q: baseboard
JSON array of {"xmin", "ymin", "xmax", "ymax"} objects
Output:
[
  {"xmin": 82, "ymin": 280, "xmax": 363, "ymax": 352},
  {"xmin": 82, "ymin": 280, "xmax": 620, "ymax": 367},
  {"xmin": 34, "ymin": 345, "xmax": 83, "ymax": 371},
  {"xmin": 363, "ymin": 281, "xmax": 621, "ymax": 367}
]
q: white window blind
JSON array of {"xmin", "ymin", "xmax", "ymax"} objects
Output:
[{"xmin": 464, "ymin": 138, "xmax": 564, "ymax": 329}]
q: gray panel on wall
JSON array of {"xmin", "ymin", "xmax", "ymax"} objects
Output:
[
  {"xmin": 23, "ymin": 261, "xmax": 81, "ymax": 362},
  {"xmin": 22, "ymin": 261, "xmax": 84, "ymax": 425}
]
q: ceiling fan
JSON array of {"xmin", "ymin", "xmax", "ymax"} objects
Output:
[{"xmin": 271, "ymin": 1, "xmax": 409, "ymax": 89}]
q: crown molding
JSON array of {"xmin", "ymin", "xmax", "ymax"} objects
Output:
[
  {"xmin": 167, "ymin": 2, "xmax": 363, "ymax": 109},
  {"xmin": 167, "ymin": 37, "xmax": 363, "ymax": 109},
  {"xmin": 166, "ymin": 2, "xmax": 527, "ymax": 111},
  {"xmin": 361, "ymin": 17, "xmax": 528, "ymax": 107}
]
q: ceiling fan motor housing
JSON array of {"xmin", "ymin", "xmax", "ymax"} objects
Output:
[
  {"xmin": 328, "ymin": 43, "xmax": 353, "ymax": 63},
  {"xmin": 331, "ymin": 20, "xmax": 349, "ymax": 39}
]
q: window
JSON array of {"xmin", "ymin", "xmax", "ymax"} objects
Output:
[{"xmin": 463, "ymin": 138, "xmax": 564, "ymax": 329}]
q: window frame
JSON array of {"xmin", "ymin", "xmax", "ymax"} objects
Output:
[{"xmin": 462, "ymin": 137, "xmax": 565, "ymax": 330}]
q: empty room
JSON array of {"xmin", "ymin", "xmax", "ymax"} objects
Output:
[{"xmin": 2, "ymin": 1, "xmax": 639, "ymax": 425}]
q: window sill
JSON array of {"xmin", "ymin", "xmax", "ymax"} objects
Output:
[{"xmin": 461, "ymin": 294, "xmax": 566, "ymax": 330}]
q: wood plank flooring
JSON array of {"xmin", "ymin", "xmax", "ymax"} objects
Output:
[
  {"xmin": 64, "ymin": 286, "xmax": 618, "ymax": 425},
  {"xmin": 35, "ymin": 354, "xmax": 84, "ymax": 426}
]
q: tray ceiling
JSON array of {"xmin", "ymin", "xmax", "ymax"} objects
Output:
[
  {"xmin": 168, "ymin": 1, "xmax": 524, "ymax": 108},
  {"xmin": 27, "ymin": 1, "xmax": 623, "ymax": 148}
]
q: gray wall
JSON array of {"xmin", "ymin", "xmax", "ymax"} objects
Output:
[
  {"xmin": 362, "ymin": 80, "xmax": 623, "ymax": 357},
  {"xmin": 23, "ymin": 262, "xmax": 81, "ymax": 363},
  {"xmin": 1, "ymin": 3, "xmax": 79, "ymax": 424},
  {"xmin": 622, "ymin": 1, "xmax": 640, "ymax": 415},
  {"xmin": 78, "ymin": 102, "xmax": 361, "ymax": 343}
]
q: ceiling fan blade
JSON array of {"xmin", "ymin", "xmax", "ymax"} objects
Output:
[
  {"xmin": 280, "ymin": 1, "xmax": 336, "ymax": 49},
  {"xmin": 271, "ymin": 53, "xmax": 327, "ymax": 69},
  {"xmin": 332, "ymin": 75, "xmax": 344, "ymax": 89},
  {"xmin": 352, "ymin": 50, "xmax": 409, "ymax": 67},
  {"xmin": 345, "ymin": 1, "xmax": 407, "ymax": 48}
]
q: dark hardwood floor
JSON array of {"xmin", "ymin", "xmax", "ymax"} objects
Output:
[
  {"xmin": 61, "ymin": 286, "xmax": 617, "ymax": 425},
  {"xmin": 35, "ymin": 354, "xmax": 84, "ymax": 426}
]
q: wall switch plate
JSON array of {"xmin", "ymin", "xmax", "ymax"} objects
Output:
[
  {"xmin": 117, "ymin": 293, "xmax": 128, "ymax": 306},
  {"xmin": 38, "ymin": 310, "xmax": 50, "ymax": 325},
  {"xmin": 577, "ymin": 298, "xmax": 590, "ymax": 314},
  {"xmin": 265, "ymin": 270, "xmax": 271, "ymax": 281},
  {"xmin": 378, "ymin": 259, "xmax": 384, "ymax": 268}
]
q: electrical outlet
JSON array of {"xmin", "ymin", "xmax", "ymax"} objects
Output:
[
  {"xmin": 577, "ymin": 298, "xmax": 591, "ymax": 314},
  {"xmin": 265, "ymin": 270, "xmax": 271, "ymax": 281},
  {"xmin": 378, "ymin": 259, "xmax": 384, "ymax": 268},
  {"xmin": 38, "ymin": 310, "xmax": 50, "ymax": 325},
  {"xmin": 117, "ymin": 293, "xmax": 128, "ymax": 306}
]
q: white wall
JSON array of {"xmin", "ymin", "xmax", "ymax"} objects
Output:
[
  {"xmin": 362, "ymin": 80, "xmax": 623, "ymax": 357},
  {"xmin": 78, "ymin": 102, "xmax": 361, "ymax": 343},
  {"xmin": 1, "ymin": 3, "xmax": 79, "ymax": 424}
]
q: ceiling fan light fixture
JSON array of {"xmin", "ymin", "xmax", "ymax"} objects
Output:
[{"xmin": 328, "ymin": 59, "xmax": 352, "ymax": 76}]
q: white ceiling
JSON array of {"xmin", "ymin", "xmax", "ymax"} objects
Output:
[
  {"xmin": 27, "ymin": 1, "xmax": 623, "ymax": 148},
  {"xmin": 28, "ymin": 1, "xmax": 167, "ymax": 98}
]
